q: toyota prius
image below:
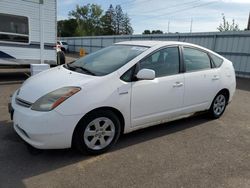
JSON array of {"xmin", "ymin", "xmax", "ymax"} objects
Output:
[{"xmin": 9, "ymin": 41, "xmax": 236, "ymax": 154}]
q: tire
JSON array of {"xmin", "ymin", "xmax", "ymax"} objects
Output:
[
  {"xmin": 73, "ymin": 110, "xmax": 121, "ymax": 155},
  {"xmin": 57, "ymin": 51, "xmax": 65, "ymax": 65},
  {"xmin": 209, "ymin": 92, "xmax": 228, "ymax": 119}
]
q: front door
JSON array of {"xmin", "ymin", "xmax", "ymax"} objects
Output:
[{"xmin": 131, "ymin": 47, "xmax": 184, "ymax": 127}]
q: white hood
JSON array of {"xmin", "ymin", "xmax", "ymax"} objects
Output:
[{"xmin": 17, "ymin": 66, "xmax": 96, "ymax": 103}]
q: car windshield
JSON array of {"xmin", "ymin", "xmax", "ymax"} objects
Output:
[
  {"xmin": 65, "ymin": 45, "xmax": 148, "ymax": 76},
  {"xmin": 62, "ymin": 42, "xmax": 68, "ymax": 45}
]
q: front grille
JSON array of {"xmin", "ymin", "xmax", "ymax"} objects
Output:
[{"xmin": 15, "ymin": 97, "xmax": 32, "ymax": 108}]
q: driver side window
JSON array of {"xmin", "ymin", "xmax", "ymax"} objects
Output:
[{"xmin": 139, "ymin": 47, "xmax": 180, "ymax": 77}]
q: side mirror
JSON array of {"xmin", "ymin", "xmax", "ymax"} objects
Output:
[{"xmin": 136, "ymin": 69, "xmax": 155, "ymax": 80}]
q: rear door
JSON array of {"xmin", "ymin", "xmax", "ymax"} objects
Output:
[{"xmin": 182, "ymin": 46, "xmax": 220, "ymax": 114}]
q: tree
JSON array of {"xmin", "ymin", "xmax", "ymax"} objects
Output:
[
  {"xmin": 217, "ymin": 13, "xmax": 240, "ymax": 32},
  {"xmin": 151, "ymin": 30, "xmax": 163, "ymax": 34},
  {"xmin": 69, "ymin": 4, "xmax": 103, "ymax": 36},
  {"xmin": 101, "ymin": 4, "xmax": 116, "ymax": 35},
  {"xmin": 114, "ymin": 5, "xmax": 124, "ymax": 34},
  {"xmin": 58, "ymin": 3, "xmax": 133, "ymax": 36},
  {"xmin": 142, "ymin": 30, "xmax": 163, "ymax": 34},
  {"xmin": 142, "ymin": 30, "xmax": 151, "ymax": 34},
  {"xmin": 122, "ymin": 13, "xmax": 133, "ymax": 34},
  {"xmin": 101, "ymin": 5, "xmax": 133, "ymax": 35},
  {"xmin": 57, "ymin": 19, "xmax": 78, "ymax": 37}
]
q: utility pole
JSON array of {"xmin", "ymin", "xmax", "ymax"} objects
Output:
[
  {"xmin": 168, "ymin": 21, "xmax": 170, "ymax": 33},
  {"xmin": 190, "ymin": 18, "xmax": 193, "ymax": 33},
  {"xmin": 247, "ymin": 12, "xmax": 250, "ymax": 30}
]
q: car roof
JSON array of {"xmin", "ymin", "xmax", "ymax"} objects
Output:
[
  {"xmin": 115, "ymin": 40, "xmax": 224, "ymax": 58},
  {"xmin": 116, "ymin": 40, "xmax": 196, "ymax": 47}
]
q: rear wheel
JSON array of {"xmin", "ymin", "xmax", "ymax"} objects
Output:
[
  {"xmin": 209, "ymin": 92, "xmax": 227, "ymax": 119},
  {"xmin": 73, "ymin": 110, "xmax": 121, "ymax": 155}
]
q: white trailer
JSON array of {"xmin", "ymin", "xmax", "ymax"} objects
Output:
[{"xmin": 0, "ymin": 0, "xmax": 57, "ymax": 65}]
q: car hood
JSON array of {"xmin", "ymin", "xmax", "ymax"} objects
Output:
[{"xmin": 16, "ymin": 66, "xmax": 96, "ymax": 103}]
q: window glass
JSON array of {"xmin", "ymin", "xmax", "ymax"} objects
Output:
[
  {"xmin": 139, "ymin": 47, "xmax": 180, "ymax": 77},
  {"xmin": 69, "ymin": 45, "xmax": 148, "ymax": 76},
  {"xmin": 120, "ymin": 66, "xmax": 135, "ymax": 82},
  {"xmin": 210, "ymin": 53, "xmax": 223, "ymax": 67},
  {"xmin": 62, "ymin": 42, "xmax": 68, "ymax": 45},
  {"xmin": 183, "ymin": 47, "xmax": 211, "ymax": 72},
  {"xmin": 0, "ymin": 13, "xmax": 29, "ymax": 43}
]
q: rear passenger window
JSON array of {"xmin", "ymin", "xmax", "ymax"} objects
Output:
[
  {"xmin": 210, "ymin": 53, "xmax": 223, "ymax": 68},
  {"xmin": 139, "ymin": 47, "xmax": 180, "ymax": 77},
  {"xmin": 183, "ymin": 47, "xmax": 211, "ymax": 72}
]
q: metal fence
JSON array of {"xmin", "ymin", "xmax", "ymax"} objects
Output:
[{"xmin": 60, "ymin": 31, "xmax": 250, "ymax": 77}]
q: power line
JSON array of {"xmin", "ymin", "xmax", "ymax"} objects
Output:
[
  {"xmin": 135, "ymin": 0, "xmax": 202, "ymax": 14},
  {"xmin": 118, "ymin": 0, "xmax": 156, "ymax": 8},
  {"xmin": 145, "ymin": 1, "xmax": 219, "ymax": 20},
  {"xmin": 117, "ymin": 0, "xmax": 135, "ymax": 6}
]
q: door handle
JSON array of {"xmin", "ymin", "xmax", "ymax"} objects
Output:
[
  {"xmin": 173, "ymin": 82, "xmax": 184, "ymax": 88},
  {"xmin": 212, "ymin": 75, "xmax": 220, "ymax": 80}
]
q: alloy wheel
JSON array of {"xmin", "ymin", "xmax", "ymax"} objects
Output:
[
  {"xmin": 84, "ymin": 117, "xmax": 115, "ymax": 150},
  {"xmin": 213, "ymin": 94, "xmax": 226, "ymax": 116}
]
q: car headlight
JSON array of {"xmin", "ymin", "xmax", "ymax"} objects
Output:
[{"xmin": 31, "ymin": 86, "xmax": 81, "ymax": 111}]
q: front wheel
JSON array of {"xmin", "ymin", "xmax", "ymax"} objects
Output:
[
  {"xmin": 209, "ymin": 93, "xmax": 227, "ymax": 119},
  {"xmin": 73, "ymin": 110, "xmax": 121, "ymax": 155}
]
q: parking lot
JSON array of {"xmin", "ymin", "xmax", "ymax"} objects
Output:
[{"xmin": 0, "ymin": 67, "xmax": 249, "ymax": 188}]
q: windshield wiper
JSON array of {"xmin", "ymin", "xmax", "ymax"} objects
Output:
[
  {"xmin": 64, "ymin": 63, "xmax": 69, "ymax": 68},
  {"xmin": 65, "ymin": 63, "xmax": 96, "ymax": 76},
  {"xmin": 69, "ymin": 65, "xmax": 96, "ymax": 76},
  {"xmin": 75, "ymin": 66, "xmax": 96, "ymax": 76},
  {"xmin": 64, "ymin": 63, "xmax": 73, "ymax": 70}
]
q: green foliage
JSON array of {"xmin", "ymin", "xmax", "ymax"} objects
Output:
[
  {"xmin": 122, "ymin": 13, "xmax": 133, "ymax": 35},
  {"xmin": 69, "ymin": 4, "xmax": 103, "ymax": 36},
  {"xmin": 101, "ymin": 5, "xmax": 116, "ymax": 35},
  {"xmin": 152, "ymin": 30, "xmax": 163, "ymax": 34},
  {"xmin": 142, "ymin": 30, "xmax": 151, "ymax": 34},
  {"xmin": 57, "ymin": 3, "xmax": 133, "ymax": 36},
  {"xmin": 217, "ymin": 13, "xmax": 240, "ymax": 32},
  {"xmin": 142, "ymin": 30, "xmax": 163, "ymax": 34},
  {"xmin": 57, "ymin": 19, "xmax": 78, "ymax": 37},
  {"xmin": 114, "ymin": 5, "xmax": 123, "ymax": 34}
]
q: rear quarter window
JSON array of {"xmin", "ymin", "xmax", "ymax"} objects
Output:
[{"xmin": 210, "ymin": 53, "xmax": 223, "ymax": 68}]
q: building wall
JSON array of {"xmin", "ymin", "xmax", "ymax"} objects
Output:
[
  {"xmin": 0, "ymin": 0, "xmax": 56, "ymax": 64},
  {"xmin": 60, "ymin": 31, "xmax": 250, "ymax": 78}
]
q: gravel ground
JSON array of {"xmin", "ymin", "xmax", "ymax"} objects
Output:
[{"xmin": 0, "ymin": 72, "xmax": 249, "ymax": 188}]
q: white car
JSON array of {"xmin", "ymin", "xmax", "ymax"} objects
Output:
[{"xmin": 10, "ymin": 41, "xmax": 236, "ymax": 154}]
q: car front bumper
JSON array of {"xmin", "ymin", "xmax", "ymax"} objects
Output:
[{"xmin": 11, "ymin": 93, "xmax": 82, "ymax": 149}]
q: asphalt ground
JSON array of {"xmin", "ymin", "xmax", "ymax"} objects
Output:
[{"xmin": 0, "ymin": 68, "xmax": 249, "ymax": 188}]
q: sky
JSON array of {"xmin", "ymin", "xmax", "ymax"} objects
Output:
[{"xmin": 57, "ymin": 0, "xmax": 250, "ymax": 34}]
